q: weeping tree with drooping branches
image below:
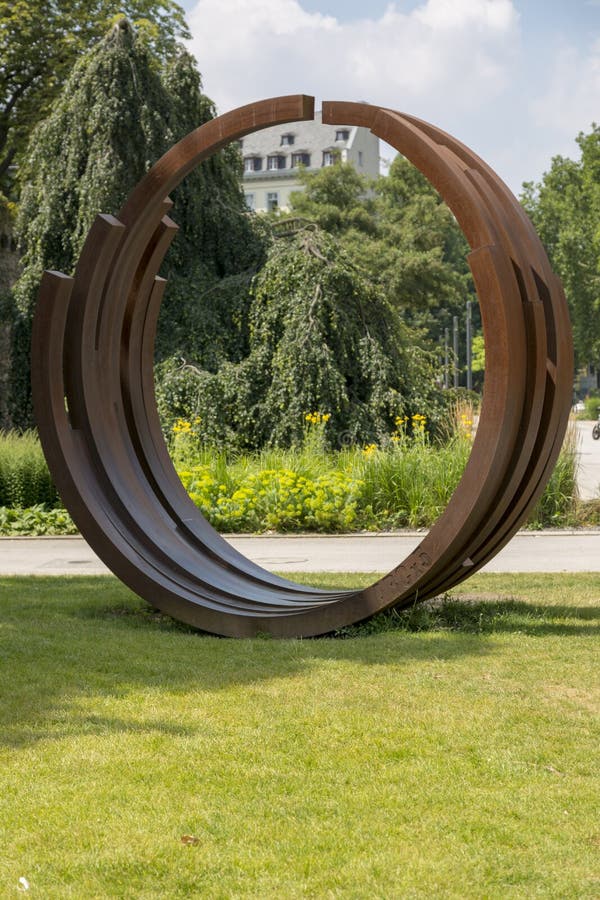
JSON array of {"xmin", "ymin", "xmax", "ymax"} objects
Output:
[
  {"xmin": 156, "ymin": 227, "xmax": 448, "ymax": 450},
  {"xmin": 8, "ymin": 19, "xmax": 265, "ymax": 428}
]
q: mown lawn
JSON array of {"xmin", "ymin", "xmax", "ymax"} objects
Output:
[{"xmin": 1, "ymin": 574, "xmax": 598, "ymax": 898}]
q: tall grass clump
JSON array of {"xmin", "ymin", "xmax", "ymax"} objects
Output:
[
  {"xmin": 527, "ymin": 422, "xmax": 579, "ymax": 528},
  {"xmin": 0, "ymin": 431, "xmax": 59, "ymax": 508},
  {"xmin": 346, "ymin": 409, "xmax": 473, "ymax": 529}
]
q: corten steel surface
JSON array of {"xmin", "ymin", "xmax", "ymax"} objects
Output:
[{"xmin": 31, "ymin": 95, "xmax": 573, "ymax": 638}]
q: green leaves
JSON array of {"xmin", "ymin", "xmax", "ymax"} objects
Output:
[
  {"xmin": 0, "ymin": 0, "xmax": 189, "ymax": 188},
  {"xmin": 8, "ymin": 19, "xmax": 261, "ymax": 428},
  {"xmin": 288, "ymin": 157, "xmax": 476, "ymax": 349},
  {"xmin": 521, "ymin": 124, "xmax": 600, "ymax": 371},
  {"xmin": 0, "ymin": 505, "xmax": 77, "ymax": 535},
  {"xmin": 156, "ymin": 228, "xmax": 450, "ymax": 450}
]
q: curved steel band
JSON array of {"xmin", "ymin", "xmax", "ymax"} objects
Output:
[{"xmin": 31, "ymin": 96, "xmax": 573, "ymax": 637}]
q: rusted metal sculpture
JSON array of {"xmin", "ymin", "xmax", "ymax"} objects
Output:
[{"xmin": 32, "ymin": 96, "xmax": 573, "ymax": 637}]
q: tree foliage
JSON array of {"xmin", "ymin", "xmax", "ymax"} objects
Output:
[
  {"xmin": 7, "ymin": 15, "xmax": 458, "ymax": 445},
  {"xmin": 149, "ymin": 45, "xmax": 268, "ymax": 370},
  {"xmin": 156, "ymin": 229, "xmax": 448, "ymax": 450},
  {"xmin": 10, "ymin": 19, "xmax": 263, "ymax": 426},
  {"xmin": 16, "ymin": 21, "xmax": 171, "ymax": 303},
  {"xmin": 0, "ymin": 0, "xmax": 189, "ymax": 189},
  {"xmin": 521, "ymin": 124, "xmax": 600, "ymax": 371},
  {"xmin": 289, "ymin": 157, "xmax": 476, "ymax": 347}
]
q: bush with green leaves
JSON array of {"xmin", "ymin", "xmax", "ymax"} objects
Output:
[
  {"xmin": 0, "ymin": 505, "xmax": 76, "ymax": 535},
  {"xmin": 165, "ymin": 409, "xmax": 472, "ymax": 532},
  {"xmin": 166, "ymin": 410, "xmax": 580, "ymax": 533},
  {"xmin": 180, "ymin": 465, "xmax": 362, "ymax": 533}
]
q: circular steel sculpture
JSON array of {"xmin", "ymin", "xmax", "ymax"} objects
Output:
[{"xmin": 32, "ymin": 96, "xmax": 573, "ymax": 637}]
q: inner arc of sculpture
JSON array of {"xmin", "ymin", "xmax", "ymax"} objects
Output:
[{"xmin": 31, "ymin": 96, "xmax": 573, "ymax": 638}]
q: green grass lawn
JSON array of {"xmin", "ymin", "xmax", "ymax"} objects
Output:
[{"xmin": 1, "ymin": 574, "xmax": 598, "ymax": 898}]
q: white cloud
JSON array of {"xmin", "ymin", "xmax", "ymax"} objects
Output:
[
  {"xmin": 185, "ymin": 0, "xmax": 600, "ymax": 194},
  {"xmin": 531, "ymin": 38, "xmax": 600, "ymax": 137},
  {"xmin": 187, "ymin": 0, "xmax": 520, "ymax": 120}
]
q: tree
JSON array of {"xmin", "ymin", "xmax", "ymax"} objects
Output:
[
  {"xmin": 290, "ymin": 163, "xmax": 378, "ymax": 235},
  {"xmin": 156, "ymin": 47, "xmax": 269, "ymax": 371},
  {"xmin": 156, "ymin": 228, "xmax": 448, "ymax": 449},
  {"xmin": 288, "ymin": 157, "xmax": 477, "ymax": 350},
  {"xmin": 0, "ymin": 0, "xmax": 189, "ymax": 190},
  {"xmin": 9, "ymin": 19, "xmax": 264, "ymax": 427},
  {"xmin": 375, "ymin": 156, "xmax": 475, "ymax": 338},
  {"xmin": 521, "ymin": 125, "xmax": 600, "ymax": 372}
]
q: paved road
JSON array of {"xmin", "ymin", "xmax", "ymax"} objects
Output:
[
  {"xmin": 575, "ymin": 420, "xmax": 600, "ymax": 500},
  {"xmin": 1, "ymin": 531, "xmax": 599, "ymax": 575}
]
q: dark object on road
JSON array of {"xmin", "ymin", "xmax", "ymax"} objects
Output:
[
  {"xmin": 31, "ymin": 96, "xmax": 573, "ymax": 637},
  {"xmin": 593, "ymin": 418, "xmax": 600, "ymax": 440}
]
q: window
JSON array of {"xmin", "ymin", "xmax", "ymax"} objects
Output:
[
  {"xmin": 280, "ymin": 133, "xmax": 295, "ymax": 146},
  {"xmin": 335, "ymin": 129, "xmax": 350, "ymax": 141},
  {"xmin": 267, "ymin": 155, "xmax": 286, "ymax": 170},
  {"xmin": 244, "ymin": 156, "xmax": 262, "ymax": 172},
  {"xmin": 358, "ymin": 150, "xmax": 363, "ymax": 166},
  {"xmin": 291, "ymin": 152, "xmax": 311, "ymax": 168},
  {"xmin": 322, "ymin": 150, "xmax": 337, "ymax": 167},
  {"xmin": 244, "ymin": 193, "xmax": 254, "ymax": 210},
  {"xmin": 266, "ymin": 192, "xmax": 279, "ymax": 211}
]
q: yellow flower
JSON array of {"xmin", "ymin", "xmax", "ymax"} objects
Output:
[{"xmin": 304, "ymin": 411, "xmax": 331, "ymax": 426}]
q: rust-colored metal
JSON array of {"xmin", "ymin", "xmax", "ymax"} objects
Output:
[{"xmin": 32, "ymin": 96, "xmax": 573, "ymax": 637}]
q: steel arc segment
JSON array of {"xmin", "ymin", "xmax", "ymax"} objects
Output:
[
  {"xmin": 32, "ymin": 95, "xmax": 573, "ymax": 638},
  {"xmin": 322, "ymin": 101, "xmax": 554, "ymax": 609}
]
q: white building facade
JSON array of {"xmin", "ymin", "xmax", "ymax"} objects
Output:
[{"xmin": 240, "ymin": 109, "xmax": 380, "ymax": 213}]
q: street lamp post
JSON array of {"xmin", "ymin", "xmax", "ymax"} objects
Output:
[
  {"xmin": 453, "ymin": 315, "xmax": 459, "ymax": 388},
  {"xmin": 466, "ymin": 300, "xmax": 472, "ymax": 391},
  {"xmin": 444, "ymin": 327, "xmax": 449, "ymax": 389}
]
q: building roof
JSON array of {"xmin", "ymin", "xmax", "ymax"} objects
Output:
[
  {"xmin": 240, "ymin": 109, "xmax": 378, "ymax": 182},
  {"xmin": 241, "ymin": 110, "xmax": 353, "ymax": 158}
]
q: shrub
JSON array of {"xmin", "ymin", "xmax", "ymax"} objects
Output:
[
  {"xmin": 180, "ymin": 464, "xmax": 362, "ymax": 533},
  {"xmin": 0, "ymin": 415, "xmax": 584, "ymax": 535},
  {"xmin": 582, "ymin": 391, "xmax": 600, "ymax": 420},
  {"xmin": 0, "ymin": 505, "xmax": 76, "ymax": 535},
  {"xmin": 349, "ymin": 435, "xmax": 471, "ymax": 529}
]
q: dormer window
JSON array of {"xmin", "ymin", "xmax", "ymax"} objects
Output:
[
  {"xmin": 291, "ymin": 152, "xmax": 311, "ymax": 168},
  {"xmin": 244, "ymin": 156, "xmax": 262, "ymax": 172},
  {"xmin": 267, "ymin": 155, "xmax": 286, "ymax": 170},
  {"xmin": 280, "ymin": 133, "xmax": 295, "ymax": 146},
  {"xmin": 335, "ymin": 129, "xmax": 350, "ymax": 142}
]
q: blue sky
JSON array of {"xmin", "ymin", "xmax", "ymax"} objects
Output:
[{"xmin": 179, "ymin": 0, "xmax": 600, "ymax": 193}]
